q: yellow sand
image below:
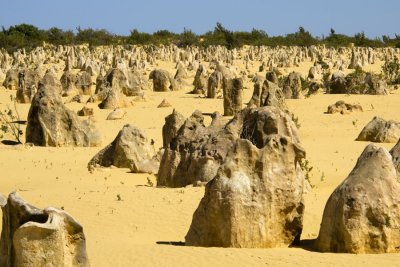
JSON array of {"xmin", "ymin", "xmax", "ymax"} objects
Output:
[{"xmin": 1, "ymin": 60, "xmax": 400, "ymax": 267}]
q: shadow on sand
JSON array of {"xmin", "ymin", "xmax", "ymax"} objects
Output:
[
  {"xmin": 156, "ymin": 239, "xmax": 318, "ymax": 251},
  {"xmin": 1, "ymin": 140, "xmax": 21, "ymax": 146},
  {"xmin": 156, "ymin": 241, "xmax": 185, "ymax": 246}
]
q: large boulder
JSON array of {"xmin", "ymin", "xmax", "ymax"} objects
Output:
[
  {"xmin": 2, "ymin": 68, "xmax": 19, "ymax": 90},
  {"xmin": 328, "ymin": 72, "xmax": 347, "ymax": 94},
  {"xmin": 283, "ymin": 72, "xmax": 303, "ymax": 99},
  {"xmin": 162, "ymin": 109, "xmax": 185, "ymax": 148},
  {"xmin": 207, "ymin": 64, "xmax": 233, "ymax": 99},
  {"xmin": 223, "ymin": 77, "xmax": 243, "ymax": 116},
  {"xmin": 326, "ymin": 101, "xmax": 363, "ymax": 114},
  {"xmin": 157, "ymin": 106, "xmax": 301, "ymax": 187},
  {"xmin": 0, "ymin": 192, "xmax": 89, "ymax": 267},
  {"xmin": 192, "ymin": 64, "xmax": 208, "ymax": 94},
  {"xmin": 26, "ymin": 82, "xmax": 101, "ymax": 147},
  {"xmin": 149, "ymin": 69, "xmax": 173, "ymax": 92},
  {"xmin": 248, "ymin": 79, "xmax": 287, "ymax": 111},
  {"xmin": 75, "ymin": 71, "xmax": 92, "ymax": 95},
  {"xmin": 328, "ymin": 71, "xmax": 389, "ymax": 95},
  {"xmin": 356, "ymin": 117, "xmax": 400, "ymax": 143},
  {"xmin": 88, "ymin": 124, "xmax": 158, "ymax": 173},
  {"xmin": 16, "ymin": 69, "xmax": 41, "ymax": 103},
  {"xmin": 315, "ymin": 144, "xmax": 400, "ymax": 253},
  {"xmin": 207, "ymin": 70, "xmax": 223, "ymax": 98},
  {"xmin": 125, "ymin": 70, "xmax": 147, "ymax": 96},
  {"xmin": 60, "ymin": 70, "xmax": 78, "ymax": 96},
  {"xmin": 98, "ymin": 89, "xmax": 132, "ymax": 109},
  {"xmin": 185, "ymin": 120, "xmax": 306, "ymax": 248}
]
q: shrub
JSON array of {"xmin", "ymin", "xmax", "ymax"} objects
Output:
[
  {"xmin": 382, "ymin": 57, "xmax": 400, "ymax": 84},
  {"xmin": 0, "ymin": 95, "xmax": 23, "ymax": 144}
]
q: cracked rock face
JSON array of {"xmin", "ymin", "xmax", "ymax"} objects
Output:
[
  {"xmin": 185, "ymin": 118, "xmax": 306, "ymax": 248},
  {"xmin": 157, "ymin": 106, "xmax": 302, "ymax": 188},
  {"xmin": 316, "ymin": 144, "xmax": 400, "ymax": 253},
  {"xmin": 356, "ymin": 117, "xmax": 400, "ymax": 143},
  {"xmin": 88, "ymin": 124, "xmax": 159, "ymax": 174},
  {"xmin": 0, "ymin": 192, "xmax": 89, "ymax": 267},
  {"xmin": 26, "ymin": 82, "xmax": 102, "ymax": 147}
]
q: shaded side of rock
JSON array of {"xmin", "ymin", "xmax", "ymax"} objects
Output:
[
  {"xmin": 0, "ymin": 192, "xmax": 89, "ymax": 267},
  {"xmin": 316, "ymin": 144, "xmax": 400, "ymax": 253},
  {"xmin": 88, "ymin": 124, "xmax": 158, "ymax": 173}
]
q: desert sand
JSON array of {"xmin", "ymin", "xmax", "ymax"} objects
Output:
[{"xmin": 1, "ymin": 58, "xmax": 400, "ymax": 267}]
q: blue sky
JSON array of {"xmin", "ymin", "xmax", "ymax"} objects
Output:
[{"xmin": 1, "ymin": 0, "xmax": 399, "ymax": 38}]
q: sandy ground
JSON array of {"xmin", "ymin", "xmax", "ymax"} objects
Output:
[{"xmin": 1, "ymin": 60, "xmax": 400, "ymax": 266}]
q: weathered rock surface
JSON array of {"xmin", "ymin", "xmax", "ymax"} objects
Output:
[
  {"xmin": 389, "ymin": 140, "xmax": 400, "ymax": 177},
  {"xmin": 316, "ymin": 144, "xmax": 400, "ymax": 253},
  {"xmin": 106, "ymin": 108, "xmax": 126, "ymax": 120},
  {"xmin": 88, "ymin": 124, "xmax": 158, "ymax": 173},
  {"xmin": 223, "ymin": 77, "xmax": 243, "ymax": 116},
  {"xmin": 356, "ymin": 117, "xmax": 400, "ymax": 143},
  {"xmin": 75, "ymin": 71, "xmax": 92, "ymax": 95},
  {"xmin": 149, "ymin": 69, "xmax": 173, "ymax": 92},
  {"xmin": 98, "ymin": 89, "xmax": 132, "ymax": 109},
  {"xmin": 248, "ymin": 79, "xmax": 287, "ymax": 111},
  {"xmin": 77, "ymin": 106, "xmax": 94, "ymax": 116},
  {"xmin": 328, "ymin": 71, "xmax": 389, "ymax": 95},
  {"xmin": 2, "ymin": 69, "xmax": 19, "ymax": 90},
  {"xmin": 185, "ymin": 111, "xmax": 306, "ymax": 247},
  {"xmin": 26, "ymin": 82, "xmax": 101, "ymax": 146},
  {"xmin": 162, "ymin": 109, "xmax": 185, "ymax": 148},
  {"xmin": 0, "ymin": 192, "xmax": 89, "ymax": 267},
  {"xmin": 16, "ymin": 69, "xmax": 41, "ymax": 103},
  {"xmin": 283, "ymin": 72, "xmax": 304, "ymax": 99},
  {"xmin": 157, "ymin": 106, "xmax": 301, "ymax": 187},
  {"xmin": 192, "ymin": 64, "xmax": 208, "ymax": 94},
  {"xmin": 327, "ymin": 101, "xmax": 363, "ymax": 114},
  {"xmin": 157, "ymin": 98, "xmax": 172, "ymax": 108}
]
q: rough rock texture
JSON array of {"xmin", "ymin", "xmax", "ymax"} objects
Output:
[
  {"xmin": 207, "ymin": 70, "xmax": 223, "ymax": 98},
  {"xmin": 106, "ymin": 108, "xmax": 126, "ymax": 120},
  {"xmin": 75, "ymin": 71, "xmax": 92, "ymax": 95},
  {"xmin": 0, "ymin": 192, "xmax": 89, "ymax": 267},
  {"xmin": 266, "ymin": 71, "xmax": 279, "ymax": 84},
  {"xmin": 223, "ymin": 77, "xmax": 243, "ymax": 116},
  {"xmin": 157, "ymin": 106, "xmax": 301, "ymax": 188},
  {"xmin": 162, "ymin": 109, "xmax": 185, "ymax": 148},
  {"xmin": 26, "ymin": 82, "xmax": 102, "ymax": 147},
  {"xmin": 315, "ymin": 144, "xmax": 400, "ymax": 253},
  {"xmin": 88, "ymin": 124, "xmax": 158, "ymax": 173},
  {"xmin": 356, "ymin": 117, "xmax": 400, "ymax": 143},
  {"xmin": 125, "ymin": 70, "xmax": 147, "ymax": 96},
  {"xmin": 98, "ymin": 89, "xmax": 132, "ymax": 109},
  {"xmin": 327, "ymin": 101, "xmax": 363, "ymax": 114},
  {"xmin": 283, "ymin": 72, "xmax": 304, "ymax": 99},
  {"xmin": 149, "ymin": 69, "xmax": 173, "ymax": 92},
  {"xmin": 192, "ymin": 64, "xmax": 208, "ymax": 94},
  {"xmin": 60, "ymin": 70, "xmax": 77, "ymax": 96},
  {"xmin": 248, "ymin": 79, "xmax": 287, "ymax": 111},
  {"xmin": 389, "ymin": 140, "xmax": 400, "ymax": 177},
  {"xmin": 329, "ymin": 71, "xmax": 389, "ymax": 95},
  {"xmin": 328, "ymin": 72, "xmax": 347, "ymax": 94},
  {"xmin": 16, "ymin": 69, "xmax": 41, "ymax": 103},
  {"xmin": 77, "ymin": 106, "xmax": 94, "ymax": 116},
  {"xmin": 2, "ymin": 69, "xmax": 19, "ymax": 90},
  {"xmin": 185, "ymin": 114, "xmax": 306, "ymax": 247},
  {"xmin": 157, "ymin": 98, "xmax": 172, "ymax": 108}
]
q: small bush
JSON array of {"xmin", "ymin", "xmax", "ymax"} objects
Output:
[
  {"xmin": 382, "ymin": 57, "xmax": 400, "ymax": 85},
  {"xmin": 300, "ymin": 159, "xmax": 314, "ymax": 187},
  {"xmin": 0, "ymin": 95, "xmax": 23, "ymax": 144}
]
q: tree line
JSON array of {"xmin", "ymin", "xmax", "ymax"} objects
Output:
[{"xmin": 1, "ymin": 23, "xmax": 400, "ymax": 52}]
